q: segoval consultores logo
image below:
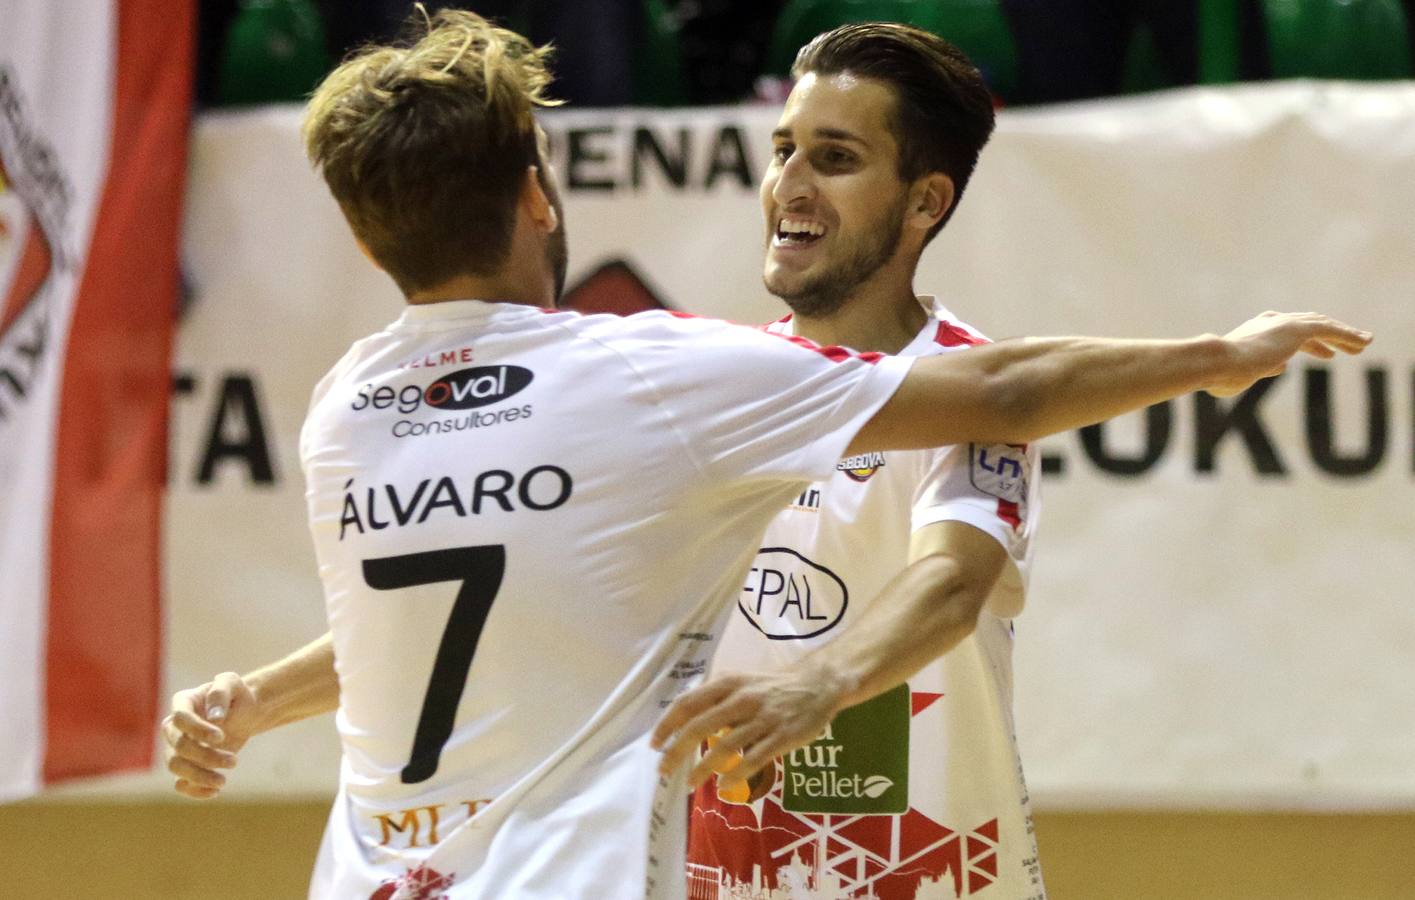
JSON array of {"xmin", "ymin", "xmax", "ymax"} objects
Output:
[
  {"xmin": 424, "ymin": 365, "xmax": 532, "ymax": 410},
  {"xmin": 352, "ymin": 365, "xmax": 534, "ymax": 414}
]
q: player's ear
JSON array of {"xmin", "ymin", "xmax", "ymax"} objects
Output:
[
  {"xmin": 907, "ymin": 172, "xmax": 954, "ymax": 234},
  {"xmin": 522, "ymin": 165, "xmax": 559, "ymax": 235}
]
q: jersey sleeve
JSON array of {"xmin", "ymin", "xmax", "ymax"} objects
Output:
[
  {"xmin": 580, "ymin": 311, "xmax": 914, "ymax": 484},
  {"xmin": 910, "ymin": 442, "xmax": 1039, "ymax": 577},
  {"xmin": 298, "ymin": 338, "xmax": 370, "ymax": 475}
]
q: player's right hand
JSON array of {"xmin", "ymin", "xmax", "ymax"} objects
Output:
[
  {"xmin": 1210, "ymin": 311, "xmax": 1372, "ymax": 397},
  {"xmin": 653, "ymin": 664, "xmax": 845, "ymax": 792},
  {"xmin": 161, "ymin": 672, "xmax": 258, "ymax": 800}
]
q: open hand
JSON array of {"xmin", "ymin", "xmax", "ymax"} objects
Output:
[{"xmin": 1211, "ymin": 311, "xmax": 1372, "ymax": 397}]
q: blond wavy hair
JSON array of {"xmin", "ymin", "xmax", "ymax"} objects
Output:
[{"xmin": 303, "ymin": 9, "xmax": 562, "ymax": 294}]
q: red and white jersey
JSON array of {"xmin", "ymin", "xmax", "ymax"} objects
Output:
[
  {"xmin": 688, "ymin": 298, "xmax": 1046, "ymax": 900},
  {"xmin": 297, "ymin": 300, "xmax": 913, "ymax": 900}
]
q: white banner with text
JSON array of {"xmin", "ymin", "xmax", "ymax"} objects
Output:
[{"xmin": 82, "ymin": 82, "xmax": 1413, "ymax": 809}]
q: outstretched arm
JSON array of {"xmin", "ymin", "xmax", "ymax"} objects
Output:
[
  {"xmin": 162, "ymin": 632, "xmax": 339, "ymax": 799},
  {"xmin": 653, "ymin": 521, "xmax": 1006, "ymax": 789},
  {"xmin": 847, "ymin": 311, "xmax": 1372, "ymax": 454}
]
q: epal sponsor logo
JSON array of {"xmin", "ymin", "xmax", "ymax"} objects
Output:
[
  {"xmin": 782, "ymin": 682, "xmax": 910, "ymax": 814},
  {"xmin": 739, "ymin": 547, "xmax": 847, "ymax": 640},
  {"xmin": 969, "ymin": 443, "xmax": 1029, "ymax": 502},
  {"xmin": 836, "ymin": 451, "xmax": 886, "ymax": 482},
  {"xmin": 352, "ymin": 365, "xmax": 533, "ymax": 414}
]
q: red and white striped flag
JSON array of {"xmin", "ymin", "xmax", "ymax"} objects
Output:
[{"xmin": 0, "ymin": 0, "xmax": 192, "ymax": 801}]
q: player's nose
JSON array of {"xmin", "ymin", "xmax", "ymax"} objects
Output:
[{"xmin": 771, "ymin": 152, "xmax": 817, "ymax": 207}]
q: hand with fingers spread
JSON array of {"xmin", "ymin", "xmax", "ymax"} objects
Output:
[
  {"xmin": 652, "ymin": 662, "xmax": 848, "ymax": 792},
  {"xmin": 1209, "ymin": 311, "xmax": 1373, "ymax": 397},
  {"xmin": 161, "ymin": 672, "xmax": 263, "ymax": 799}
]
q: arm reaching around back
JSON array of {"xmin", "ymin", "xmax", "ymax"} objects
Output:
[
  {"xmin": 654, "ymin": 521, "xmax": 1005, "ymax": 789},
  {"xmin": 162, "ymin": 632, "xmax": 339, "ymax": 799},
  {"xmin": 847, "ymin": 311, "xmax": 1372, "ymax": 455}
]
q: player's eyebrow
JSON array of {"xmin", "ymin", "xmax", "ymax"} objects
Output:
[
  {"xmin": 814, "ymin": 127, "xmax": 869, "ymax": 148},
  {"xmin": 771, "ymin": 126, "xmax": 870, "ymax": 149}
]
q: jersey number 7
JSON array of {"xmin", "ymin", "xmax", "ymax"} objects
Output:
[{"xmin": 362, "ymin": 545, "xmax": 507, "ymax": 784}]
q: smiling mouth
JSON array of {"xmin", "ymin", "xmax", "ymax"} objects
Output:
[{"xmin": 774, "ymin": 218, "xmax": 826, "ymax": 248}]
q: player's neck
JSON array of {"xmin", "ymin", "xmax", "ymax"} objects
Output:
[
  {"xmin": 406, "ymin": 271, "xmax": 554, "ymax": 309},
  {"xmin": 793, "ymin": 284, "xmax": 927, "ymax": 354}
]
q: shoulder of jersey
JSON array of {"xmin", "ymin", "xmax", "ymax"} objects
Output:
[
  {"xmin": 766, "ymin": 308, "xmax": 990, "ymax": 356},
  {"xmin": 920, "ymin": 307, "xmax": 991, "ymax": 357},
  {"xmin": 762, "ymin": 313, "xmax": 792, "ymax": 335},
  {"xmin": 560, "ymin": 307, "xmax": 720, "ymax": 332}
]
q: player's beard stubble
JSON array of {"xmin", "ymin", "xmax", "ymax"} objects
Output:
[{"xmin": 768, "ymin": 190, "xmax": 909, "ymax": 318}]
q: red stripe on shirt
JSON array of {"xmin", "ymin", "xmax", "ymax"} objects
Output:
[
  {"xmin": 769, "ymin": 331, "xmax": 884, "ymax": 364},
  {"xmin": 997, "ymin": 499, "xmax": 1022, "ymax": 530},
  {"xmin": 758, "ymin": 316, "xmax": 882, "ymax": 364},
  {"xmin": 671, "ymin": 310, "xmax": 885, "ymax": 364}
]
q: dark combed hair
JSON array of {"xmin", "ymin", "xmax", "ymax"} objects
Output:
[
  {"xmin": 303, "ymin": 10, "xmax": 562, "ymax": 295},
  {"xmin": 792, "ymin": 22, "xmax": 996, "ymax": 241}
]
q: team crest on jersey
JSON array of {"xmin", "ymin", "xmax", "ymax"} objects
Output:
[
  {"xmin": 836, "ymin": 451, "xmax": 886, "ymax": 482},
  {"xmin": 969, "ymin": 443, "xmax": 1029, "ymax": 503}
]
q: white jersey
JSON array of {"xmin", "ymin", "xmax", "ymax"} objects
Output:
[
  {"xmin": 297, "ymin": 300, "xmax": 913, "ymax": 900},
  {"xmin": 687, "ymin": 298, "xmax": 1046, "ymax": 900}
]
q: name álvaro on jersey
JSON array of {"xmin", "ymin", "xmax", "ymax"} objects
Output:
[{"xmin": 339, "ymin": 465, "xmax": 573, "ymax": 541}]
